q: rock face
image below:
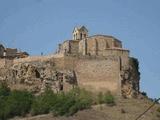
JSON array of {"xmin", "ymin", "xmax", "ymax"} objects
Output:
[
  {"xmin": 121, "ymin": 58, "xmax": 140, "ymax": 98},
  {"xmin": 0, "ymin": 60, "xmax": 77, "ymax": 94},
  {"xmin": 0, "ymin": 56, "xmax": 140, "ymax": 98}
]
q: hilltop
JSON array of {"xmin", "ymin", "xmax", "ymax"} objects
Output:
[
  {"xmin": 0, "ymin": 26, "xmax": 157, "ymax": 120},
  {"xmin": 0, "ymin": 26, "xmax": 140, "ymax": 98}
]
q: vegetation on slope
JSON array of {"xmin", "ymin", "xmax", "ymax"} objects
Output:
[
  {"xmin": 97, "ymin": 92, "xmax": 115, "ymax": 106},
  {"xmin": 0, "ymin": 82, "xmax": 115, "ymax": 120},
  {"xmin": 0, "ymin": 82, "xmax": 33, "ymax": 120},
  {"xmin": 157, "ymin": 107, "xmax": 160, "ymax": 113}
]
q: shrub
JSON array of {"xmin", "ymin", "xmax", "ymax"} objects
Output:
[
  {"xmin": 31, "ymin": 89, "xmax": 57, "ymax": 115},
  {"xmin": 157, "ymin": 107, "xmax": 160, "ymax": 113},
  {"xmin": 141, "ymin": 91, "xmax": 147, "ymax": 96},
  {"xmin": 0, "ymin": 82, "xmax": 10, "ymax": 97},
  {"xmin": 0, "ymin": 82, "xmax": 10, "ymax": 120},
  {"xmin": 96, "ymin": 91, "xmax": 115, "ymax": 106},
  {"xmin": 0, "ymin": 86, "xmax": 96, "ymax": 119},
  {"xmin": 52, "ymin": 92, "xmax": 76, "ymax": 116},
  {"xmin": 0, "ymin": 97, "xmax": 8, "ymax": 120},
  {"xmin": 5, "ymin": 90, "xmax": 33, "ymax": 117},
  {"xmin": 52, "ymin": 88, "xmax": 93, "ymax": 116},
  {"xmin": 97, "ymin": 92, "xmax": 104, "ymax": 104},
  {"xmin": 68, "ymin": 88, "xmax": 92, "ymax": 116},
  {"xmin": 0, "ymin": 90, "xmax": 33, "ymax": 120},
  {"xmin": 157, "ymin": 107, "xmax": 160, "ymax": 118},
  {"xmin": 103, "ymin": 92, "xmax": 115, "ymax": 106}
]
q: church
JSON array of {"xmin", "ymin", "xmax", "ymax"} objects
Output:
[{"xmin": 58, "ymin": 26, "xmax": 129, "ymax": 68}]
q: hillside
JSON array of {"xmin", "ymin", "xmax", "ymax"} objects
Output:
[
  {"xmin": 11, "ymin": 98, "xmax": 160, "ymax": 120},
  {"xmin": 0, "ymin": 27, "xmax": 155, "ymax": 120}
]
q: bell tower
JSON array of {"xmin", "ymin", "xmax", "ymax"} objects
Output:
[{"xmin": 73, "ymin": 26, "xmax": 88, "ymax": 40}]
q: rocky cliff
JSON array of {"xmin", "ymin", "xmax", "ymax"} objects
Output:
[
  {"xmin": 0, "ymin": 54, "xmax": 140, "ymax": 99},
  {"xmin": 0, "ymin": 60, "xmax": 77, "ymax": 94},
  {"xmin": 121, "ymin": 57, "xmax": 140, "ymax": 98}
]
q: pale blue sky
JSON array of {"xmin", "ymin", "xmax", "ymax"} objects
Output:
[{"xmin": 0, "ymin": 0, "xmax": 160, "ymax": 99}]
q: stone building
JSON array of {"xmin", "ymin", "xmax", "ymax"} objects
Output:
[
  {"xmin": 73, "ymin": 26, "xmax": 88, "ymax": 40},
  {"xmin": 4, "ymin": 48, "xmax": 18, "ymax": 58},
  {"xmin": 0, "ymin": 44, "xmax": 29, "ymax": 59},
  {"xmin": 16, "ymin": 51, "xmax": 29, "ymax": 58},
  {"xmin": 58, "ymin": 26, "xmax": 126, "ymax": 56},
  {"xmin": 58, "ymin": 26, "xmax": 129, "ymax": 68},
  {"xmin": 56, "ymin": 26, "xmax": 140, "ymax": 98},
  {"xmin": 0, "ymin": 26, "xmax": 140, "ymax": 98}
]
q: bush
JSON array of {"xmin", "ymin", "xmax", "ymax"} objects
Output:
[
  {"xmin": 5, "ymin": 90, "xmax": 33, "ymax": 117},
  {"xmin": 0, "ymin": 82, "xmax": 11, "ymax": 119},
  {"xmin": 52, "ymin": 88, "xmax": 93, "ymax": 116},
  {"xmin": 31, "ymin": 89, "xmax": 57, "ymax": 115},
  {"xmin": 52, "ymin": 92, "xmax": 76, "ymax": 116},
  {"xmin": 0, "ymin": 96, "xmax": 8, "ymax": 120},
  {"xmin": 0, "ymin": 82, "xmax": 10, "ymax": 97},
  {"xmin": 96, "ymin": 91, "xmax": 115, "ymax": 106},
  {"xmin": 67, "ymin": 88, "xmax": 92, "ymax": 116},
  {"xmin": 157, "ymin": 107, "xmax": 160, "ymax": 113},
  {"xmin": 103, "ymin": 92, "xmax": 115, "ymax": 105},
  {"xmin": 97, "ymin": 92, "xmax": 104, "ymax": 104},
  {"xmin": 141, "ymin": 91, "xmax": 147, "ymax": 96},
  {"xmin": 0, "ymin": 90, "xmax": 33, "ymax": 120},
  {"xmin": 0, "ymin": 86, "xmax": 110, "ymax": 119}
]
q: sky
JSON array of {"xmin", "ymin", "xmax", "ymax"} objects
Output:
[{"xmin": 0, "ymin": 0, "xmax": 160, "ymax": 99}]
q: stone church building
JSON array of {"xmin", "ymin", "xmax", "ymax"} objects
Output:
[
  {"xmin": 0, "ymin": 26, "xmax": 140, "ymax": 98},
  {"xmin": 58, "ymin": 26, "xmax": 129, "ymax": 72},
  {"xmin": 56, "ymin": 26, "xmax": 140, "ymax": 98}
]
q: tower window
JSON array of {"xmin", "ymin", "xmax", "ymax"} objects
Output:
[
  {"xmin": 80, "ymin": 33, "xmax": 82, "ymax": 39},
  {"xmin": 74, "ymin": 34, "xmax": 76, "ymax": 40},
  {"xmin": 76, "ymin": 33, "xmax": 77, "ymax": 39}
]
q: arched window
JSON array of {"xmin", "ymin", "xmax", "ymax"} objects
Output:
[
  {"xmin": 80, "ymin": 33, "xmax": 83, "ymax": 39},
  {"xmin": 105, "ymin": 41, "xmax": 109, "ymax": 49},
  {"xmin": 74, "ymin": 34, "xmax": 75, "ymax": 40},
  {"xmin": 76, "ymin": 33, "xmax": 77, "ymax": 40}
]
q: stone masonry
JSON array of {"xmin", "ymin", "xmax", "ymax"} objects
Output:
[{"xmin": 0, "ymin": 26, "xmax": 140, "ymax": 98}]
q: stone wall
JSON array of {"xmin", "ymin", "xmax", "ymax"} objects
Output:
[
  {"xmin": 75, "ymin": 57, "xmax": 121, "ymax": 95},
  {"xmin": 5, "ymin": 48, "xmax": 17, "ymax": 57},
  {"xmin": 0, "ymin": 54, "xmax": 62, "ymax": 69},
  {"xmin": 13, "ymin": 55, "xmax": 61, "ymax": 64},
  {"xmin": 0, "ymin": 54, "xmax": 140, "ymax": 97},
  {"xmin": 59, "ymin": 41, "xmax": 70, "ymax": 54},
  {"xmin": 98, "ymin": 49, "xmax": 129, "ymax": 67},
  {"xmin": 0, "ymin": 59, "xmax": 6, "ymax": 68},
  {"xmin": 58, "ymin": 40, "xmax": 80, "ymax": 55},
  {"xmin": 0, "ymin": 59, "xmax": 13, "ymax": 68},
  {"xmin": 0, "ymin": 55, "xmax": 122, "ymax": 95},
  {"xmin": 69, "ymin": 40, "xmax": 79, "ymax": 54},
  {"xmin": 62, "ymin": 56, "xmax": 121, "ymax": 95},
  {"xmin": 78, "ymin": 35, "xmax": 123, "ymax": 56}
]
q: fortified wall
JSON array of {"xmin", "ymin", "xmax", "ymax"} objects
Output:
[
  {"xmin": 62, "ymin": 56, "xmax": 121, "ymax": 95},
  {"xmin": 55, "ymin": 26, "xmax": 139, "ymax": 97},
  {"xmin": 0, "ymin": 55, "xmax": 123, "ymax": 95},
  {"xmin": 0, "ymin": 26, "xmax": 140, "ymax": 98}
]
